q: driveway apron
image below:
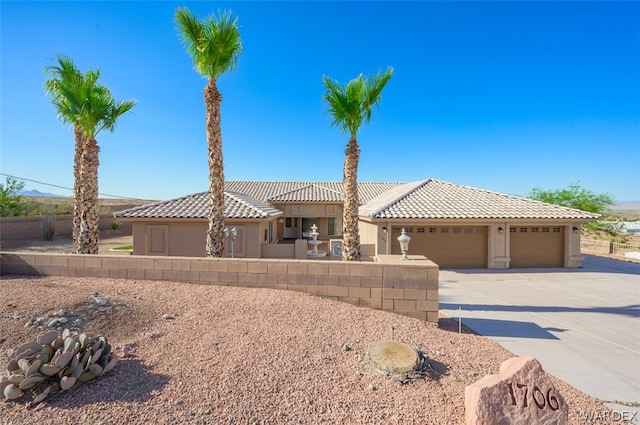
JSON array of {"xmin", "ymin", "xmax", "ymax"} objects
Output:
[{"xmin": 439, "ymin": 255, "xmax": 640, "ymax": 423}]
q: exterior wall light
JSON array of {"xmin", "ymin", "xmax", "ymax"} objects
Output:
[
  {"xmin": 498, "ymin": 227, "xmax": 504, "ymax": 234},
  {"xmin": 573, "ymin": 226, "xmax": 580, "ymax": 234},
  {"xmin": 397, "ymin": 228, "xmax": 411, "ymax": 260},
  {"xmin": 224, "ymin": 226, "xmax": 239, "ymax": 258},
  {"xmin": 382, "ymin": 226, "xmax": 387, "ymax": 234}
]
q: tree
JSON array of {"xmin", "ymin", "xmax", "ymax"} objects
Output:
[
  {"xmin": 322, "ymin": 68, "xmax": 393, "ymax": 261},
  {"xmin": 45, "ymin": 55, "xmax": 135, "ymax": 254},
  {"xmin": 0, "ymin": 177, "xmax": 29, "ymax": 217},
  {"xmin": 528, "ymin": 183, "xmax": 621, "ymax": 236},
  {"xmin": 176, "ymin": 7, "xmax": 243, "ymax": 257},
  {"xmin": 527, "ymin": 183, "xmax": 615, "ymax": 215}
]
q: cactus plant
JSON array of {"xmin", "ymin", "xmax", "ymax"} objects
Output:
[{"xmin": 0, "ymin": 329, "xmax": 118, "ymax": 405}]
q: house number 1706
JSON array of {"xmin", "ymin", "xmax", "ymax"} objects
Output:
[{"xmin": 507, "ymin": 382, "xmax": 560, "ymax": 410}]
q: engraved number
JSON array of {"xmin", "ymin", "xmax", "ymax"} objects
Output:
[{"xmin": 507, "ymin": 382, "xmax": 560, "ymax": 411}]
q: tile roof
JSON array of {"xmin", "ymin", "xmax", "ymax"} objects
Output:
[
  {"xmin": 268, "ymin": 184, "xmax": 344, "ymax": 203},
  {"xmin": 114, "ymin": 179, "xmax": 600, "ymax": 221},
  {"xmin": 223, "ymin": 181, "xmax": 401, "ymax": 204},
  {"xmin": 362, "ymin": 179, "xmax": 600, "ymax": 220},
  {"xmin": 114, "ymin": 191, "xmax": 283, "ymax": 220}
]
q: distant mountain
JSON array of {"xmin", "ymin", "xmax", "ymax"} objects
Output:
[
  {"xmin": 612, "ymin": 201, "xmax": 640, "ymax": 211},
  {"xmin": 17, "ymin": 189, "xmax": 66, "ymax": 198}
]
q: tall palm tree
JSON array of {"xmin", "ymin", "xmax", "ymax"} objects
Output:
[
  {"xmin": 45, "ymin": 55, "xmax": 135, "ymax": 254},
  {"xmin": 176, "ymin": 7, "xmax": 243, "ymax": 258},
  {"xmin": 322, "ymin": 68, "xmax": 393, "ymax": 261}
]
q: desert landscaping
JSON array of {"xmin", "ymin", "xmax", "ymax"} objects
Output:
[{"xmin": 0, "ymin": 272, "xmax": 631, "ymax": 424}]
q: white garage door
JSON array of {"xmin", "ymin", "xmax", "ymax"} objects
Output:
[
  {"xmin": 510, "ymin": 226, "xmax": 564, "ymax": 268},
  {"xmin": 391, "ymin": 226, "xmax": 487, "ymax": 268}
]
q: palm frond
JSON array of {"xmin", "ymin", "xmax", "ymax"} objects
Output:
[
  {"xmin": 322, "ymin": 68, "xmax": 393, "ymax": 138},
  {"xmin": 176, "ymin": 7, "xmax": 242, "ymax": 79},
  {"xmin": 362, "ymin": 67, "xmax": 393, "ymax": 122},
  {"xmin": 44, "ymin": 54, "xmax": 135, "ymax": 138}
]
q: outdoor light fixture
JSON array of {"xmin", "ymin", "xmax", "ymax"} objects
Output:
[
  {"xmin": 382, "ymin": 226, "xmax": 387, "ymax": 234},
  {"xmin": 397, "ymin": 228, "xmax": 411, "ymax": 260},
  {"xmin": 498, "ymin": 227, "xmax": 504, "ymax": 234},
  {"xmin": 573, "ymin": 227, "xmax": 580, "ymax": 234},
  {"xmin": 224, "ymin": 226, "xmax": 239, "ymax": 258}
]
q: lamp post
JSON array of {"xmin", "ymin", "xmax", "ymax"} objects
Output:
[
  {"xmin": 224, "ymin": 226, "xmax": 238, "ymax": 258},
  {"xmin": 397, "ymin": 228, "xmax": 411, "ymax": 260}
]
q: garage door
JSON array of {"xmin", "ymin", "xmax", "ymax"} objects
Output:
[
  {"xmin": 509, "ymin": 226, "xmax": 564, "ymax": 268},
  {"xmin": 391, "ymin": 226, "xmax": 487, "ymax": 268}
]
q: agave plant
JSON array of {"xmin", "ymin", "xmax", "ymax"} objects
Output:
[{"xmin": 0, "ymin": 329, "xmax": 118, "ymax": 404}]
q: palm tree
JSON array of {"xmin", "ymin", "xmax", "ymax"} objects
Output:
[
  {"xmin": 176, "ymin": 7, "xmax": 243, "ymax": 258},
  {"xmin": 322, "ymin": 68, "xmax": 393, "ymax": 261},
  {"xmin": 45, "ymin": 55, "xmax": 135, "ymax": 254}
]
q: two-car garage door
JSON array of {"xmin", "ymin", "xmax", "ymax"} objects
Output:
[{"xmin": 391, "ymin": 226, "xmax": 487, "ymax": 268}]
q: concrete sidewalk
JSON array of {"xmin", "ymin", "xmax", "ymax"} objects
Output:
[{"xmin": 439, "ymin": 255, "xmax": 640, "ymax": 423}]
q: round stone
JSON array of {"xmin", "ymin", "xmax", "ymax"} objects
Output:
[{"xmin": 365, "ymin": 340, "xmax": 421, "ymax": 377}]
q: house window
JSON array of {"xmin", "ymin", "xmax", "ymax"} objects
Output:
[
  {"xmin": 553, "ymin": 227, "xmax": 561, "ymax": 233},
  {"xmin": 428, "ymin": 227, "xmax": 437, "ymax": 233},
  {"xmin": 531, "ymin": 227, "xmax": 539, "ymax": 233},
  {"xmin": 510, "ymin": 227, "xmax": 517, "ymax": 233},
  {"xmin": 464, "ymin": 228, "xmax": 473, "ymax": 234},
  {"xmin": 453, "ymin": 228, "xmax": 461, "ymax": 234},
  {"xmin": 417, "ymin": 227, "xmax": 425, "ymax": 233},
  {"xmin": 441, "ymin": 227, "xmax": 449, "ymax": 233},
  {"xmin": 520, "ymin": 227, "xmax": 528, "ymax": 233},
  {"xmin": 542, "ymin": 227, "xmax": 550, "ymax": 233},
  {"xmin": 327, "ymin": 217, "xmax": 343, "ymax": 236}
]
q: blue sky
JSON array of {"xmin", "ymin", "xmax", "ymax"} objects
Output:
[{"xmin": 1, "ymin": 1, "xmax": 638, "ymax": 202}]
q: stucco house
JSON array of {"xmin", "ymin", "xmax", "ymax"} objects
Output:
[{"xmin": 113, "ymin": 178, "xmax": 599, "ymax": 269}]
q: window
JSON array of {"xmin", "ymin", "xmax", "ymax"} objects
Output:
[
  {"xmin": 520, "ymin": 227, "xmax": 528, "ymax": 233},
  {"xmin": 532, "ymin": 227, "xmax": 539, "ymax": 233},
  {"xmin": 464, "ymin": 228, "xmax": 473, "ymax": 234},
  {"xmin": 417, "ymin": 227, "xmax": 425, "ymax": 233},
  {"xmin": 453, "ymin": 228, "xmax": 461, "ymax": 234},
  {"xmin": 553, "ymin": 227, "xmax": 561, "ymax": 233},
  {"xmin": 441, "ymin": 227, "xmax": 449, "ymax": 233},
  {"xmin": 542, "ymin": 227, "xmax": 550, "ymax": 233},
  {"xmin": 327, "ymin": 217, "xmax": 342, "ymax": 236},
  {"xmin": 429, "ymin": 227, "xmax": 437, "ymax": 233},
  {"xmin": 510, "ymin": 227, "xmax": 517, "ymax": 233}
]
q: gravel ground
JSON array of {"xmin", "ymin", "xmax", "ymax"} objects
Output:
[{"xmin": 0, "ymin": 275, "xmax": 629, "ymax": 424}]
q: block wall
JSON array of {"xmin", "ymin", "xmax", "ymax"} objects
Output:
[{"xmin": 0, "ymin": 252, "xmax": 439, "ymax": 323}]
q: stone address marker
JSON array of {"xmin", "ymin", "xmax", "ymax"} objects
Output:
[{"xmin": 465, "ymin": 356, "xmax": 568, "ymax": 425}]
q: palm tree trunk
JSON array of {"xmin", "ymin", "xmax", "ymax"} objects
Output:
[
  {"xmin": 76, "ymin": 136, "xmax": 100, "ymax": 254},
  {"xmin": 204, "ymin": 78, "xmax": 226, "ymax": 257},
  {"xmin": 72, "ymin": 126, "xmax": 84, "ymax": 252},
  {"xmin": 342, "ymin": 137, "xmax": 361, "ymax": 261}
]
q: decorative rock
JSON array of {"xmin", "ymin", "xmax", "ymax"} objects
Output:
[
  {"xmin": 465, "ymin": 356, "xmax": 568, "ymax": 425},
  {"xmin": 162, "ymin": 314, "xmax": 175, "ymax": 320},
  {"xmin": 92, "ymin": 296, "xmax": 108, "ymax": 306}
]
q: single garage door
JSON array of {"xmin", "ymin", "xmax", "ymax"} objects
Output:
[
  {"xmin": 509, "ymin": 226, "xmax": 564, "ymax": 268},
  {"xmin": 391, "ymin": 226, "xmax": 487, "ymax": 268}
]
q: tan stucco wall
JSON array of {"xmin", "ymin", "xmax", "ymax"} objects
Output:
[
  {"xmin": 132, "ymin": 221, "xmax": 268, "ymax": 258},
  {"xmin": 0, "ymin": 252, "xmax": 440, "ymax": 323}
]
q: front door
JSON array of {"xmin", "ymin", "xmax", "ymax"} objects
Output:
[{"xmin": 283, "ymin": 217, "xmax": 297, "ymax": 239}]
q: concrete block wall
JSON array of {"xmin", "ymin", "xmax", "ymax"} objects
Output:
[
  {"xmin": 0, "ymin": 252, "xmax": 440, "ymax": 323},
  {"xmin": 0, "ymin": 215, "xmax": 129, "ymax": 242}
]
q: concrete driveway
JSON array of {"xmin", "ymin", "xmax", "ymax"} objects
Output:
[{"xmin": 439, "ymin": 255, "xmax": 640, "ymax": 423}]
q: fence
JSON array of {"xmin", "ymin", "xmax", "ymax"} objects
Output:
[
  {"xmin": 581, "ymin": 238, "xmax": 640, "ymax": 257},
  {"xmin": 0, "ymin": 214, "xmax": 130, "ymax": 242}
]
